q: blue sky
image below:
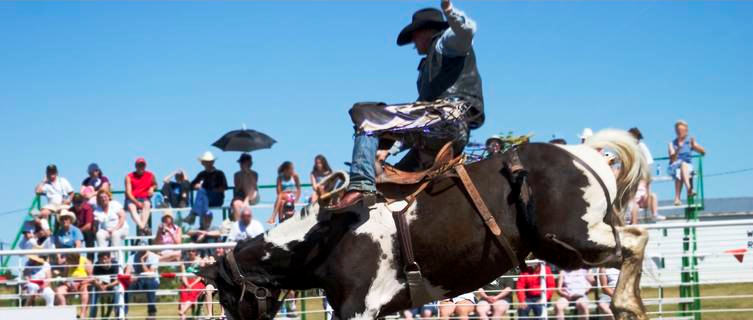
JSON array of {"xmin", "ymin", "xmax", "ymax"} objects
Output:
[{"xmin": 0, "ymin": 1, "xmax": 751, "ymax": 245}]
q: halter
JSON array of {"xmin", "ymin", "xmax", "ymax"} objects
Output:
[{"xmin": 224, "ymin": 249, "xmax": 272, "ymax": 319}]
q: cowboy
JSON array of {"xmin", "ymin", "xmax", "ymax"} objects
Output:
[{"xmin": 336, "ymin": 0, "xmax": 484, "ymax": 209}]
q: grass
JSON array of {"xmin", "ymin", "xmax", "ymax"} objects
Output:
[{"xmin": 2, "ymin": 283, "xmax": 752, "ymax": 319}]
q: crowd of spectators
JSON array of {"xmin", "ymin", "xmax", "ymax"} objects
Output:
[
  {"xmin": 20, "ymin": 151, "xmax": 337, "ymax": 319},
  {"xmin": 16, "ymin": 120, "xmax": 704, "ymax": 318}
]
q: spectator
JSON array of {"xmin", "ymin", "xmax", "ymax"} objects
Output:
[
  {"xmin": 125, "ymin": 249, "xmax": 161, "ymax": 319},
  {"xmin": 553, "ymin": 268, "xmax": 595, "ymax": 320},
  {"xmin": 92, "ymin": 251, "xmax": 120, "ymax": 319},
  {"xmin": 22, "ymin": 254, "xmax": 54, "ymax": 307},
  {"xmin": 268, "ymin": 161, "xmax": 301, "ymax": 225},
  {"xmin": 476, "ymin": 271, "xmax": 515, "ymax": 320},
  {"xmin": 20, "ymin": 221, "xmax": 54, "ymax": 252},
  {"xmin": 232, "ymin": 153, "xmax": 259, "ymax": 221},
  {"xmin": 53, "ymin": 210, "xmax": 83, "ymax": 249},
  {"xmin": 70, "ymin": 193, "xmax": 96, "ymax": 256},
  {"xmin": 94, "ymin": 189, "xmax": 129, "ymax": 248},
  {"xmin": 125, "ymin": 157, "xmax": 158, "ymax": 236},
  {"xmin": 178, "ymin": 248, "xmax": 207, "ymax": 320},
  {"xmin": 403, "ymin": 302, "xmax": 438, "ymax": 320},
  {"xmin": 55, "ymin": 253, "xmax": 93, "ymax": 319},
  {"xmin": 189, "ymin": 151, "xmax": 228, "ymax": 230},
  {"xmin": 439, "ymin": 293, "xmax": 475, "ymax": 320},
  {"xmin": 201, "ymin": 247, "xmax": 225, "ymax": 318},
  {"xmin": 668, "ymin": 120, "xmax": 706, "ymax": 206},
  {"xmin": 161, "ymin": 170, "xmax": 191, "ymax": 209},
  {"xmin": 154, "ymin": 210, "xmax": 182, "ymax": 262},
  {"xmin": 578, "ymin": 128, "xmax": 593, "ymax": 143},
  {"xmin": 19, "ymin": 221, "xmax": 39, "ymax": 250},
  {"xmin": 227, "ymin": 206, "xmax": 265, "ymax": 242},
  {"xmin": 309, "ymin": 155, "xmax": 333, "ymax": 204},
  {"xmin": 597, "ymin": 267, "xmax": 620, "ymax": 320},
  {"xmin": 628, "ymin": 127, "xmax": 664, "ymax": 222},
  {"xmin": 34, "ymin": 164, "xmax": 74, "ymax": 222},
  {"xmin": 485, "ymin": 135, "xmax": 503, "ymax": 157},
  {"xmin": 81, "ymin": 163, "xmax": 111, "ymax": 206},
  {"xmin": 516, "ymin": 263, "xmax": 555, "ymax": 319}
]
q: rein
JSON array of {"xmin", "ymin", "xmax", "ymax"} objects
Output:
[{"xmin": 224, "ymin": 249, "xmax": 274, "ymax": 319}]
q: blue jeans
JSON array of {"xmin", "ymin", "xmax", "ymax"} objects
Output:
[
  {"xmin": 348, "ymin": 133, "xmax": 378, "ymax": 192},
  {"xmin": 125, "ymin": 278, "xmax": 159, "ymax": 315},
  {"xmin": 517, "ymin": 297, "xmax": 544, "ymax": 319},
  {"xmin": 192, "ymin": 188, "xmax": 222, "ymax": 216}
]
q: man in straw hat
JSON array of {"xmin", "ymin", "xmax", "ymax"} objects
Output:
[
  {"xmin": 188, "ymin": 151, "xmax": 228, "ymax": 230},
  {"xmin": 336, "ymin": 0, "xmax": 484, "ymax": 209},
  {"xmin": 22, "ymin": 254, "xmax": 55, "ymax": 306}
]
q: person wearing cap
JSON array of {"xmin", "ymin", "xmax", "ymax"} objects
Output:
[
  {"xmin": 53, "ymin": 209, "xmax": 83, "ymax": 249},
  {"xmin": 70, "ymin": 193, "xmax": 96, "ymax": 256},
  {"xmin": 579, "ymin": 128, "xmax": 594, "ymax": 144},
  {"xmin": 485, "ymin": 135, "xmax": 504, "ymax": 157},
  {"xmin": 162, "ymin": 169, "xmax": 191, "ymax": 208},
  {"xmin": 94, "ymin": 189, "xmax": 129, "ymax": 248},
  {"xmin": 22, "ymin": 254, "xmax": 55, "ymax": 307},
  {"xmin": 232, "ymin": 153, "xmax": 259, "ymax": 221},
  {"xmin": 335, "ymin": 0, "xmax": 484, "ymax": 209},
  {"xmin": 35, "ymin": 164, "xmax": 74, "ymax": 221},
  {"xmin": 189, "ymin": 151, "xmax": 228, "ymax": 229},
  {"xmin": 125, "ymin": 157, "xmax": 158, "ymax": 236},
  {"xmin": 227, "ymin": 206, "xmax": 265, "ymax": 242},
  {"xmin": 81, "ymin": 163, "xmax": 110, "ymax": 205}
]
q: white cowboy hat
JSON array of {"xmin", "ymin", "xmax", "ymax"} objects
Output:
[
  {"xmin": 58, "ymin": 209, "xmax": 77, "ymax": 224},
  {"xmin": 197, "ymin": 151, "xmax": 216, "ymax": 162},
  {"xmin": 578, "ymin": 128, "xmax": 594, "ymax": 140}
]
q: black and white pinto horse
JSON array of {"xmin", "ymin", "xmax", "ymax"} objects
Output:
[{"xmin": 201, "ymin": 129, "xmax": 651, "ymax": 320}]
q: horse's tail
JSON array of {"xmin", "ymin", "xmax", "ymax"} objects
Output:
[{"xmin": 585, "ymin": 129, "xmax": 650, "ymax": 212}]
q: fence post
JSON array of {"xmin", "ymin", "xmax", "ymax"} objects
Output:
[
  {"xmin": 117, "ymin": 247, "xmax": 126, "ymax": 320},
  {"xmin": 539, "ymin": 261, "xmax": 548, "ymax": 320}
]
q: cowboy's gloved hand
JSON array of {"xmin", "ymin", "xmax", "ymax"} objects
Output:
[{"xmin": 441, "ymin": 0, "xmax": 452, "ymax": 12}]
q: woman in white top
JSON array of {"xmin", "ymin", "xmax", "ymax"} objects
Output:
[
  {"xmin": 554, "ymin": 268, "xmax": 595, "ymax": 320},
  {"xmin": 628, "ymin": 127, "xmax": 664, "ymax": 222},
  {"xmin": 94, "ymin": 190, "xmax": 129, "ymax": 248}
]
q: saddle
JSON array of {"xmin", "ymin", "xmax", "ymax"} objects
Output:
[{"xmin": 375, "ymin": 142, "xmax": 464, "ymax": 186}]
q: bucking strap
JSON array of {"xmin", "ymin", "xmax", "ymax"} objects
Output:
[{"xmin": 455, "ymin": 165, "xmax": 521, "ymax": 269}]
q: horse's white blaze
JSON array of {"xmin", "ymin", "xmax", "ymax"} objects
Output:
[
  {"xmin": 263, "ymin": 203, "xmax": 321, "ymax": 252},
  {"xmin": 556, "ymin": 144, "xmax": 619, "ymax": 247},
  {"xmin": 356, "ymin": 202, "xmax": 408, "ymax": 313}
]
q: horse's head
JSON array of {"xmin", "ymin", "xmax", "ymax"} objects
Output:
[{"xmin": 200, "ymin": 252, "xmax": 283, "ymax": 320}]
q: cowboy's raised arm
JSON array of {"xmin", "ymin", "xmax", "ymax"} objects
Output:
[{"xmin": 437, "ymin": 0, "xmax": 477, "ymax": 56}]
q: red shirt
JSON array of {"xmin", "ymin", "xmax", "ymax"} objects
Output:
[
  {"xmin": 516, "ymin": 265, "xmax": 556, "ymax": 302},
  {"xmin": 127, "ymin": 171, "xmax": 156, "ymax": 199},
  {"xmin": 71, "ymin": 202, "xmax": 94, "ymax": 231}
]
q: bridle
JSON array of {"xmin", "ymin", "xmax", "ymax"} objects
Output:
[{"xmin": 223, "ymin": 249, "xmax": 273, "ymax": 319}]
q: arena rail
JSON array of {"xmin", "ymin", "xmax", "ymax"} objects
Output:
[{"xmin": 1, "ymin": 214, "xmax": 751, "ymax": 320}]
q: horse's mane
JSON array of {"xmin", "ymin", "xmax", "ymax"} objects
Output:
[{"xmin": 585, "ymin": 129, "xmax": 650, "ymax": 213}]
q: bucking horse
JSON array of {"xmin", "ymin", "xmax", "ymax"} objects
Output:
[{"xmin": 201, "ymin": 129, "xmax": 651, "ymax": 320}]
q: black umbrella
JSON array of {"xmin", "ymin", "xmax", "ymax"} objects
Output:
[{"xmin": 212, "ymin": 129, "xmax": 277, "ymax": 152}]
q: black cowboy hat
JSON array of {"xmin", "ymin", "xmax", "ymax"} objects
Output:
[{"xmin": 397, "ymin": 8, "xmax": 450, "ymax": 46}]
